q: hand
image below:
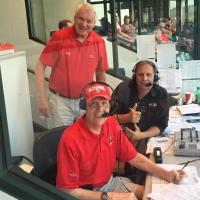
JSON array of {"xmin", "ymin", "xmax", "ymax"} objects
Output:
[
  {"xmin": 125, "ymin": 124, "xmax": 141, "ymax": 142},
  {"xmin": 38, "ymin": 96, "xmax": 50, "ymax": 117},
  {"xmin": 167, "ymin": 169, "xmax": 187, "ymax": 184},
  {"xmin": 108, "ymin": 192, "xmax": 138, "ymax": 200},
  {"xmin": 128, "ymin": 104, "xmax": 141, "ymax": 124}
]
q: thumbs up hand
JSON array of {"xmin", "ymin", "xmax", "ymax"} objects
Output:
[{"xmin": 128, "ymin": 103, "xmax": 141, "ymax": 124}]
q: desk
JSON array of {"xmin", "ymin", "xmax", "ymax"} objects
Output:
[
  {"xmin": 143, "ymin": 138, "xmax": 200, "ymax": 200},
  {"xmin": 143, "ymin": 105, "xmax": 200, "ymax": 200}
]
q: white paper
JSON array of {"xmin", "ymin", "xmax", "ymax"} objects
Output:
[
  {"xmin": 157, "ymin": 43, "xmax": 176, "ymax": 68},
  {"xmin": 176, "ymin": 103, "xmax": 200, "ymax": 115},
  {"xmin": 158, "ymin": 69, "xmax": 182, "ymax": 93},
  {"xmin": 179, "ymin": 60, "xmax": 200, "ymax": 79},
  {"xmin": 137, "ymin": 35, "xmax": 155, "ymax": 59},
  {"xmin": 146, "ymin": 137, "xmax": 170, "ymax": 154},
  {"xmin": 148, "ymin": 164, "xmax": 200, "ymax": 200},
  {"xmin": 148, "ymin": 183, "xmax": 200, "ymax": 200}
]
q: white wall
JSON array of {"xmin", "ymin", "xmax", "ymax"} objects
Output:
[
  {"xmin": 0, "ymin": 52, "xmax": 34, "ymax": 160},
  {"xmin": 0, "ymin": 0, "xmax": 44, "ymax": 68},
  {"xmin": 43, "ymin": 0, "xmax": 82, "ymax": 40}
]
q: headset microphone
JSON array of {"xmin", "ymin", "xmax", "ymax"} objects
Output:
[
  {"xmin": 145, "ymin": 82, "xmax": 153, "ymax": 87},
  {"xmin": 97, "ymin": 101, "xmax": 119, "ymax": 118},
  {"xmin": 100, "ymin": 112, "xmax": 110, "ymax": 118}
]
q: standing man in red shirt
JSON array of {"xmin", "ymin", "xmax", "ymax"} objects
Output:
[
  {"xmin": 56, "ymin": 82, "xmax": 185, "ymax": 200},
  {"xmin": 35, "ymin": 3, "xmax": 109, "ymax": 127}
]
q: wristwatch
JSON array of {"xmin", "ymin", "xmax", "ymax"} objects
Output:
[{"xmin": 101, "ymin": 192, "xmax": 109, "ymax": 200}]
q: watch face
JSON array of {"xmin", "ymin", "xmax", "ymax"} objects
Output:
[{"xmin": 102, "ymin": 192, "xmax": 109, "ymax": 200}]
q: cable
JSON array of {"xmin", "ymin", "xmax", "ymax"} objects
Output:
[
  {"xmin": 115, "ymin": 113, "xmax": 133, "ymax": 192},
  {"xmin": 22, "ymin": 155, "xmax": 34, "ymax": 165},
  {"xmin": 11, "ymin": 155, "xmax": 33, "ymax": 166},
  {"xmin": 178, "ymin": 158, "xmax": 200, "ymax": 166},
  {"xmin": 162, "ymin": 139, "xmax": 177, "ymax": 154}
]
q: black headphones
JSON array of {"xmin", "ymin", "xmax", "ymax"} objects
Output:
[
  {"xmin": 132, "ymin": 60, "xmax": 159, "ymax": 83},
  {"xmin": 79, "ymin": 81, "xmax": 118, "ymax": 114}
]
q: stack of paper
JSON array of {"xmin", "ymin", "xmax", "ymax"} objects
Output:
[
  {"xmin": 147, "ymin": 164, "xmax": 200, "ymax": 200},
  {"xmin": 176, "ymin": 103, "xmax": 200, "ymax": 115},
  {"xmin": 146, "ymin": 136, "xmax": 170, "ymax": 154}
]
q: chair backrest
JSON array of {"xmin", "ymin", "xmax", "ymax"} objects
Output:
[{"xmin": 33, "ymin": 126, "xmax": 66, "ymax": 185}]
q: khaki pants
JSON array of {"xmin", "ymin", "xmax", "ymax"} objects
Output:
[{"xmin": 48, "ymin": 92, "xmax": 85, "ymax": 127}]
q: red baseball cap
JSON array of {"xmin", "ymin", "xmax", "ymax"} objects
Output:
[{"xmin": 84, "ymin": 83, "xmax": 111, "ymax": 102}]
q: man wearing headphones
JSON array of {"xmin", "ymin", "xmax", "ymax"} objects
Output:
[
  {"xmin": 56, "ymin": 82, "xmax": 184, "ymax": 200},
  {"xmin": 112, "ymin": 60, "xmax": 169, "ymax": 184}
]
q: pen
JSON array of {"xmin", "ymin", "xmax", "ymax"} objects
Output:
[{"xmin": 180, "ymin": 161, "xmax": 189, "ymax": 170}]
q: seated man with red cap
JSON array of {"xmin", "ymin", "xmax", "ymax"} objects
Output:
[{"xmin": 56, "ymin": 82, "xmax": 185, "ymax": 200}]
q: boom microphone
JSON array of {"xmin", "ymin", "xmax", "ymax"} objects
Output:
[
  {"xmin": 100, "ymin": 112, "xmax": 110, "ymax": 118},
  {"xmin": 145, "ymin": 82, "xmax": 153, "ymax": 87},
  {"xmin": 94, "ymin": 111, "xmax": 110, "ymax": 118},
  {"xmin": 97, "ymin": 101, "xmax": 119, "ymax": 118}
]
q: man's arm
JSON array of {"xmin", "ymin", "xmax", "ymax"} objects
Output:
[
  {"xmin": 62, "ymin": 188, "xmax": 137, "ymax": 200},
  {"xmin": 127, "ymin": 126, "xmax": 160, "ymax": 140},
  {"xmin": 35, "ymin": 59, "xmax": 50, "ymax": 117},
  {"xmin": 128, "ymin": 153, "xmax": 184, "ymax": 184},
  {"xmin": 95, "ymin": 70, "xmax": 106, "ymax": 82}
]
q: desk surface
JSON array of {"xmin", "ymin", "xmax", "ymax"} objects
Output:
[
  {"xmin": 143, "ymin": 107, "xmax": 200, "ymax": 199},
  {"xmin": 143, "ymin": 146, "xmax": 200, "ymax": 200}
]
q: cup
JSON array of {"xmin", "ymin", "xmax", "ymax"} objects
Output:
[{"xmin": 185, "ymin": 92, "xmax": 193, "ymax": 104}]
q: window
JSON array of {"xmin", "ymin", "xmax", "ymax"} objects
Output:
[{"xmin": 0, "ymin": 55, "xmax": 76, "ymax": 200}]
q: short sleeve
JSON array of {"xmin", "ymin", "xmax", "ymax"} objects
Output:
[
  {"xmin": 39, "ymin": 32, "xmax": 61, "ymax": 67},
  {"xmin": 56, "ymin": 135, "xmax": 79, "ymax": 189},
  {"xmin": 96, "ymin": 38, "xmax": 109, "ymax": 71}
]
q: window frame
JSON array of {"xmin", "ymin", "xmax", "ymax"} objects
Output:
[{"xmin": 0, "ymin": 69, "xmax": 76, "ymax": 200}]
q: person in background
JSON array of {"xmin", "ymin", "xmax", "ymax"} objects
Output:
[
  {"xmin": 115, "ymin": 16, "xmax": 132, "ymax": 41},
  {"xmin": 111, "ymin": 60, "xmax": 169, "ymax": 185},
  {"xmin": 154, "ymin": 26, "xmax": 169, "ymax": 43},
  {"xmin": 56, "ymin": 82, "xmax": 184, "ymax": 200},
  {"xmin": 133, "ymin": 17, "xmax": 138, "ymax": 33},
  {"xmin": 35, "ymin": 3, "xmax": 109, "ymax": 128},
  {"xmin": 121, "ymin": 15, "xmax": 136, "ymax": 37},
  {"xmin": 58, "ymin": 19, "xmax": 72, "ymax": 29}
]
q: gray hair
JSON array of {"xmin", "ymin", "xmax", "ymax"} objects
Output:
[{"xmin": 75, "ymin": 3, "xmax": 96, "ymax": 19}]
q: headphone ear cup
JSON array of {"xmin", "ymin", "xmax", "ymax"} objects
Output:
[
  {"xmin": 79, "ymin": 98, "xmax": 86, "ymax": 110},
  {"xmin": 154, "ymin": 73, "xmax": 159, "ymax": 82},
  {"xmin": 132, "ymin": 74, "xmax": 135, "ymax": 81},
  {"xmin": 109, "ymin": 99, "xmax": 118, "ymax": 114}
]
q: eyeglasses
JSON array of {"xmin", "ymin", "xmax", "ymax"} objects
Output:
[{"xmin": 88, "ymin": 100, "xmax": 109, "ymax": 110}]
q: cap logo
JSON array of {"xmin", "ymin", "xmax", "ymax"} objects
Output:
[{"xmin": 88, "ymin": 85, "xmax": 106, "ymax": 93}]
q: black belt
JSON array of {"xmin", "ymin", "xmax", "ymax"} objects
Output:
[
  {"xmin": 49, "ymin": 88, "xmax": 67, "ymax": 98},
  {"xmin": 49, "ymin": 88, "xmax": 80, "ymax": 99}
]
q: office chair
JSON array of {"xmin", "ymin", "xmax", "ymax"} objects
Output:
[{"xmin": 32, "ymin": 126, "xmax": 67, "ymax": 185}]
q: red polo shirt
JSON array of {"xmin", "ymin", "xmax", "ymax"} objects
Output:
[
  {"xmin": 40, "ymin": 26, "xmax": 109, "ymax": 98},
  {"xmin": 56, "ymin": 116, "xmax": 138, "ymax": 189}
]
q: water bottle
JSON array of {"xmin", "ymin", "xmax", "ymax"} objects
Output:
[{"xmin": 195, "ymin": 86, "xmax": 200, "ymax": 104}]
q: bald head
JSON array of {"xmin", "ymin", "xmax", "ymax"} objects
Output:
[
  {"xmin": 75, "ymin": 3, "xmax": 96, "ymax": 21},
  {"xmin": 74, "ymin": 3, "xmax": 96, "ymax": 41}
]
